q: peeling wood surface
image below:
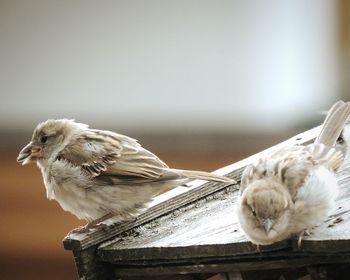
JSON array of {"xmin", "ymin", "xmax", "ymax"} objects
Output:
[{"xmin": 63, "ymin": 127, "xmax": 320, "ymax": 252}]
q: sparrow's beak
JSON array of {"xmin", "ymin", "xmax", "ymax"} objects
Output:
[
  {"xmin": 262, "ymin": 218, "xmax": 272, "ymax": 233},
  {"xmin": 17, "ymin": 142, "xmax": 42, "ymax": 165}
]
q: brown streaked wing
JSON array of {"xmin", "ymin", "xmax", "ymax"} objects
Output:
[
  {"xmin": 241, "ymin": 145, "xmax": 315, "ymax": 198},
  {"xmin": 302, "ymin": 143, "xmax": 344, "ymax": 172},
  {"xmin": 273, "ymin": 146, "xmax": 314, "ymax": 198},
  {"xmin": 59, "ymin": 129, "xmax": 169, "ymax": 179}
]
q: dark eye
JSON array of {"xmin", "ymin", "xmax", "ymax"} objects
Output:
[
  {"xmin": 40, "ymin": 135, "xmax": 48, "ymax": 144},
  {"xmin": 252, "ymin": 210, "xmax": 257, "ymax": 217}
]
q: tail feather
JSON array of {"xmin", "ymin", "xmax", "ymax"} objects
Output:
[
  {"xmin": 315, "ymin": 100, "xmax": 350, "ymax": 146},
  {"xmin": 327, "ymin": 148, "xmax": 344, "ymax": 171},
  {"xmin": 176, "ymin": 169, "xmax": 236, "ymax": 183}
]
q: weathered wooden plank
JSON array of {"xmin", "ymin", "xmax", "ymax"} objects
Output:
[
  {"xmin": 101, "ymin": 250, "xmax": 350, "ymax": 268},
  {"xmin": 112, "ymin": 255, "xmax": 350, "ymax": 276},
  {"xmin": 98, "ymin": 185, "xmax": 290, "ymax": 262},
  {"xmin": 98, "ymin": 250, "xmax": 347, "ymax": 267},
  {"xmin": 63, "ymin": 126, "xmax": 321, "ymax": 252},
  {"xmin": 63, "ymin": 180, "xmax": 236, "ymax": 251},
  {"xmin": 72, "ymin": 246, "xmax": 114, "ymax": 280}
]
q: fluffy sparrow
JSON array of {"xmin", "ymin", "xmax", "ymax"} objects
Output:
[
  {"xmin": 17, "ymin": 119, "xmax": 235, "ymax": 233},
  {"xmin": 238, "ymin": 100, "xmax": 350, "ymax": 246}
]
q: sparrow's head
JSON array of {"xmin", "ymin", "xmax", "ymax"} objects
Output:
[
  {"xmin": 17, "ymin": 119, "xmax": 87, "ymax": 165},
  {"xmin": 238, "ymin": 179, "xmax": 292, "ymax": 245}
]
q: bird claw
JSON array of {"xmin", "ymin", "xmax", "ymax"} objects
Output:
[
  {"xmin": 95, "ymin": 223, "xmax": 110, "ymax": 232},
  {"xmin": 68, "ymin": 222, "xmax": 110, "ymax": 235},
  {"xmin": 68, "ymin": 225, "xmax": 91, "ymax": 235},
  {"xmin": 256, "ymin": 244, "xmax": 261, "ymax": 252},
  {"xmin": 297, "ymin": 229, "xmax": 311, "ymax": 248}
]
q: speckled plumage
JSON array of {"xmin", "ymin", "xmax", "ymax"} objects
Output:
[
  {"xmin": 238, "ymin": 101, "xmax": 350, "ymax": 245},
  {"xmin": 17, "ymin": 119, "xmax": 235, "ymax": 230}
]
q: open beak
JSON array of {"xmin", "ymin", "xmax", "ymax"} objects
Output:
[
  {"xmin": 17, "ymin": 142, "xmax": 42, "ymax": 165},
  {"xmin": 262, "ymin": 219, "xmax": 272, "ymax": 234}
]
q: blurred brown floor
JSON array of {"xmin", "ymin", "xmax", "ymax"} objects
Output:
[{"xmin": 0, "ymin": 148, "xmax": 252, "ymax": 280}]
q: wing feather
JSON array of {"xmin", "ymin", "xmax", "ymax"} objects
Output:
[
  {"xmin": 58, "ymin": 129, "xmax": 169, "ymax": 181},
  {"xmin": 241, "ymin": 143, "xmax": 343, "ymax": 198}
]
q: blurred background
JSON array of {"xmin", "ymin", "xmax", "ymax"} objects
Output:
[{"xmin": 0, "ymin": 0, "xmax": 349, "ymax": 279}]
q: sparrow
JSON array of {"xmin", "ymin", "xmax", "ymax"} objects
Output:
[
  {"xmin": 17, "ymin": 119, "xmax": 235, "ymax": 233},
  {"xmin": 237, "ymin": 100, "xmax": 350, "ymax": 246}
]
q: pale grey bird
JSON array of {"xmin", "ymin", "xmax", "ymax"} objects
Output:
[
  {"xmin": 237, "ymin": 100, "xmax": 350, "ymax": 246},
  {"xmin": 17, "ymin": 119, "xmax": 235, "ymax": 233}
]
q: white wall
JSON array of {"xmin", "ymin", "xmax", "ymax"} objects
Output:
[{"xmin": 0, "ymin": 0, "xmax": 339, "ymax": 133}]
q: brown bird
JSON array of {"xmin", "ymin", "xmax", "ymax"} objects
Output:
[
  {"xmin": 237, "ymin": 100, "xmax": 350, "ymax": 246},
  {"xmin": 17, "ymin": 119, "xmax": 235, "ymax": 233}
]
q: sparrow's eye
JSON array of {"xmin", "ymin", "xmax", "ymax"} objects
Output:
[
  {"xmin": 40, "ymin": 135, "xmax": 48, "ymax": 144},
  {"xmin": 252, "ymin": 210, "xmax": 257, "ymax": 217}
]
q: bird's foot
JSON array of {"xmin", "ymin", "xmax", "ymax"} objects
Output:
[
  {"xmin": 68, "ymin": 224, "xmax": 91, "ymax": 235},
  {"xmin": 297, "ymin": 229, "xmax": 311, "ymax": 248},
  {"xmin": 92, "ymin": 223, "xmax": 110, "ymax": 232},
  {"xmin": 68, "ymin": 222, "xmax": 110, "ymax": 235}
]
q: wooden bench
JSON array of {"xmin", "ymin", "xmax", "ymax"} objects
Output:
[{"xmin": 63, "ymin": 126, "xmax": 350, "ymax": 280}]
